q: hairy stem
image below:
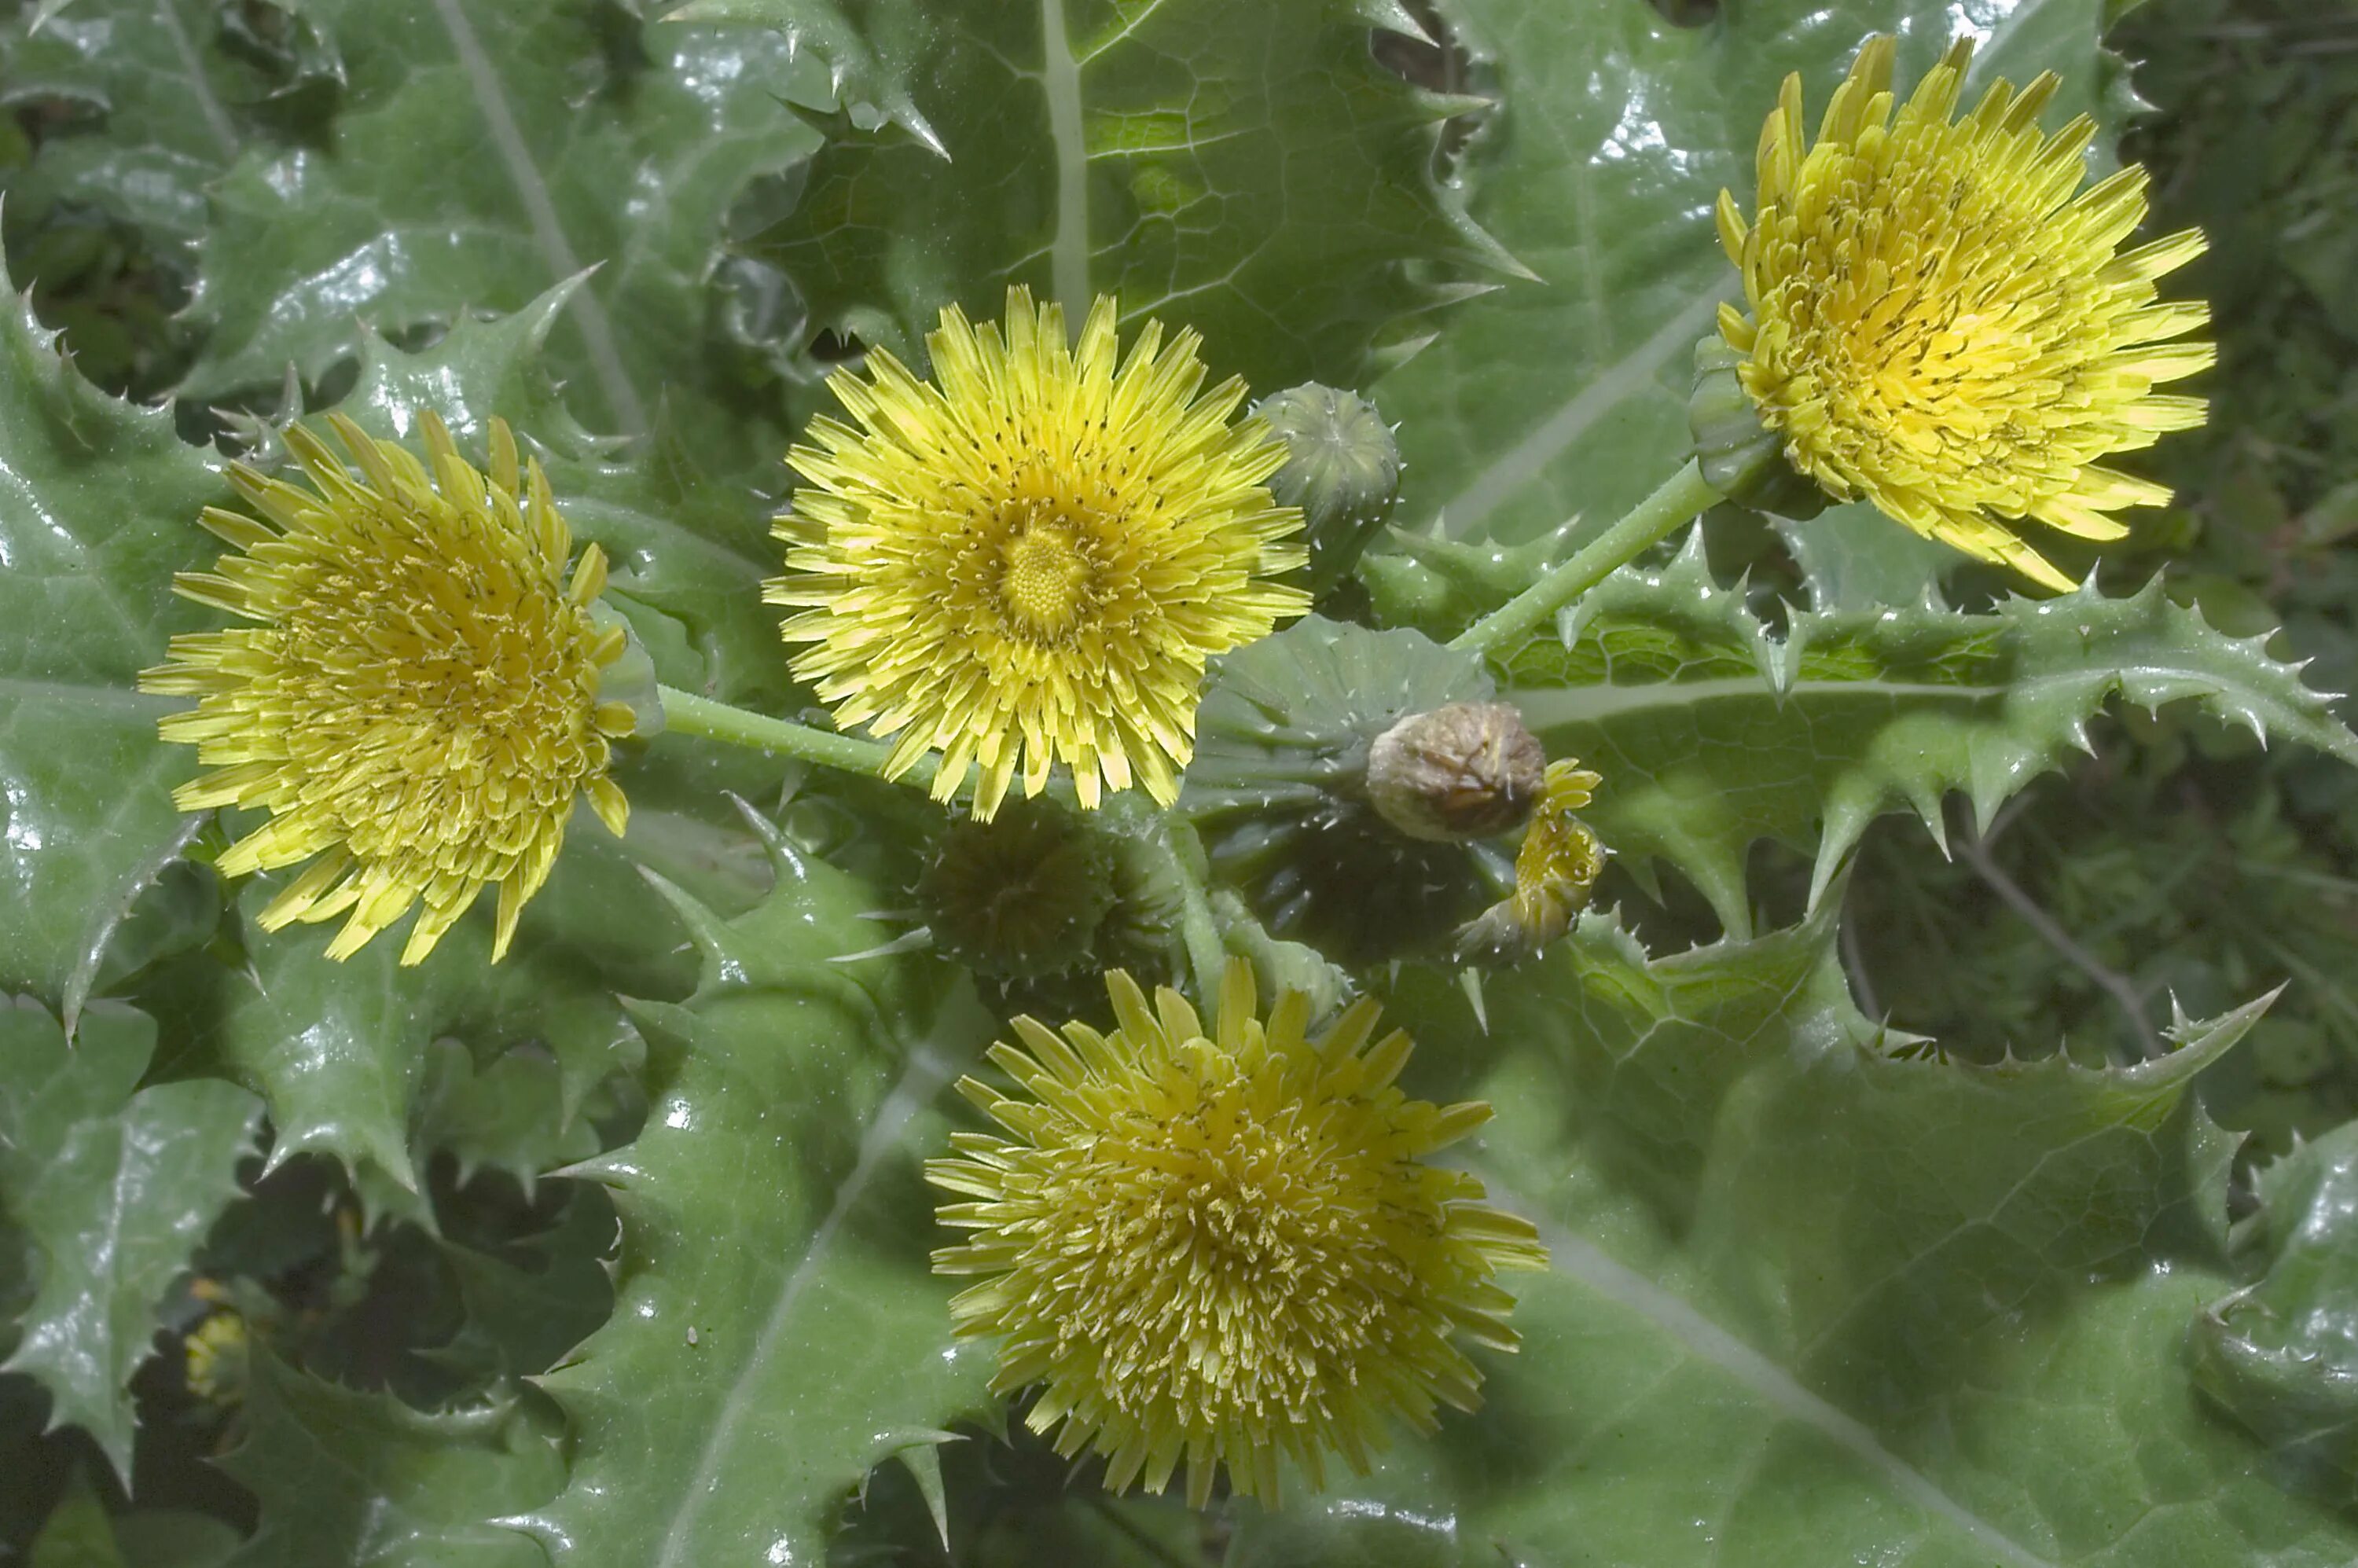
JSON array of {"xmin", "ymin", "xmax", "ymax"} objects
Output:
[{"xmin": 1450, "ymin": 460, "xmax": 1721, "ymax": 657}]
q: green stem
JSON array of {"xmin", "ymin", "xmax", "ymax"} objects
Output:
[
  {"xmin": 656, "ymin": 686, "xmax": 937, "ymax": 793},
  {"xmin": 1449, "ymin": 459, "xmax": 1721, "ymax": 658}
]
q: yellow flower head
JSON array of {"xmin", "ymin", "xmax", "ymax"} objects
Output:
[
  {"xmin": 141, "ymin": 413, "xmax": 633, "ymax": 966},
  {"xmin": 928, "ymin": 960, "xmax": 1545, "ymax": 1507},
  {"xmin": 1715, "ymin": 35, "xmax": 2213, "ymax": 588},
  {"xmin": 769, "ymin": 288, "xmax": 1309, "ymax": 819}
]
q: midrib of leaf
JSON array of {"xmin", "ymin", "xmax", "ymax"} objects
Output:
[
  {"xmin": 1038, "ymin": 0, "xmax": 1090, "ymax": 312},
  {"xmin": 1514, "ymin": 674, "xmax": 2009, "ymax": 725},
  {"xmin": 155, "ymin": 0, "xmax": 237, "ymax": 156},
  {"xmin": 1516, "ymin": 664, "xmax": 2358, "ymax": 754},
  {"xmin": 649, "ymin": 1039, "xmax": 963, "ymax": 1568},
  {"xmin": 1432, "ymin": 283, "xmax": 1731, "ymax": 538},
  {"xmin": 1489, "ymin": 1183, "xmax": 2060, "ymax": 1568},
  {"xmin": 0, "ymin": 680, "xmax": 171, "ymax": 712},
  {"xmin": 425, "ymin": 0, "xmax": 648, "ymax": 434}
]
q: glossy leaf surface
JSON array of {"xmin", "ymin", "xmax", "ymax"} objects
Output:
[
  {"xmin": 0, "ymin": 266, "xmax": 223, "ymax": 1025},
  {"xmin": 0, "ymin": 998, "xmax": 258, "ymax": 1477},
  {"xmin": 514, "ymin": 821, "xmax": 997, "ymax": 1568}
]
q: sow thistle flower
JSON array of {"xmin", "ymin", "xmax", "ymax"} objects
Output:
[
  {"xmin": 769, "ymin": 288, "xmax": 1309, "ymax": 819},
  {"xmin": 1710, "ymin": 35, "xmax": 2213, "ymax": 588},
  {"xmin": 929, "ymin": 960, "xmax": 1546, "ymax": 1507},
  {"xmin": 141, "ymin": 413, "xmax": 634, "ymax": 965}
]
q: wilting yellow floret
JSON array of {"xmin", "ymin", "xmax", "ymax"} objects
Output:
[
  {"xmin": 928, "ymin": 960, "xmax": 1545, "ymax": 1508},
  {"xmin": 768, "ymin": 288, "xmax": 1309, "ymax": 819},
  {"xmin": 141, "ymin": 413, "xmax": 633, "ymax": 965},
  {"xmin": 1716, "ymin": 35, "xmax": 2213, "ymax": 588},
  {"xmin": 1456, "ymin": 758, "xmax": 1605, "ymax": 961}
]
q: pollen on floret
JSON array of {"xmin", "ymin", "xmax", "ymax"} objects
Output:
[
  {"xmin": 140, "ymin": 412, "xmax": 634, "ymax": 966},
  {"xmin": 766, "ymin": 288, "xmax": 1309, "ymax": 820},
  {"xmin": 927, "ymin": 959, "xmax": 1546, "ymax": 1507},
  {"xmin": 1715, "ymin": 35, "xmax": 2213, "ymax": 588}
]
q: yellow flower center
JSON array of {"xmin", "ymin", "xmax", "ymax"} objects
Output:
[
  {"xmin": 1051, "ymin": 1043, "xmax": 1412, "ymax": 1428},
  {"xmin": 769, "ymin": 289, "xmax": 1310, "ymax": 817},
  {"xmin": 263, "ymin": 539, "xmax": 606, "ymax": 862},
  {"xmin": 994, "ymin": 509, "xmax": 1096, "ymax": 641}
]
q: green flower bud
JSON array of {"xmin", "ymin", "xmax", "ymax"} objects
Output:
[
  {"xmin": 1254, "ymin": 383, "xmax": 1401, "ymax": 596},
  {"xmin": 1689, "ymin": 331, "xmax": 1828, "ymax": 520},
  {"xmin": 916, "ymin": 797, "xmax": 1115, "ymax": 980}
]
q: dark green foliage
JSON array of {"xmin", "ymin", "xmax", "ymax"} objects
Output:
[{"xmin": 4, "ymin": 2, "xmax": 2357, "ymax": 1564}]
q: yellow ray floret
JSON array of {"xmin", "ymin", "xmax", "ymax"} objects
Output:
[
  {"xmin": 141, "ymin": 413, "xmax": 634, "ymax": 965},
  {"xmin": 1715, "ymin": 35, "xmax": 2213, "ymax": 589},
  {"xmin": 928, "ymin": 960, "xmax": 1546, "ymax": 1508},
  {"xmin": 768, "ymin": 288, "xmax": 1309, "ymax": 819}
]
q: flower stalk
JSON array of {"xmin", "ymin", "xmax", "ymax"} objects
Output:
[
  {"xmin": 1449, "ymin": 460, "xmax": 1721, "ymax": 658},
  {"xmin": 654, "ymin": 685, "xmax": 937, "ymax": 792}
]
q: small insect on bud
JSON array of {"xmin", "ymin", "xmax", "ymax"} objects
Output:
[
  {"xmin": 1255, "ymin": 383, "xmax": 1401, "ymax": 597},
  {"xmin": 1365, "ymin": 701, "xmax": 1545, "ymax": 843}
]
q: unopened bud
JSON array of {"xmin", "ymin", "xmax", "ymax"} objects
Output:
[
  {"xmin": 1365, "ymin": 702, "xmax": 1544, "ymax": 843},
  {"xmin": 1256, "ymin": 383, "xmax": 1401, "ymax": 596},
  {"xmin": 916, "ymin": 798, "xmax": 1115, "ymax": 980}
]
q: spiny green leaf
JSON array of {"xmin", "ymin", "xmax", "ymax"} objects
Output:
[
  {"xmin": 1374, "ymin": 0, "xmax": 2118, "ymax": 546},
  {"xmin": 1230, "ymin": 909, "xmax": 2358, "ymax": 1564},
  {"xmin": 434, "ymin": 1192, "xmax": 615, "ymax": 1385},
  {"xmin": 140, "ymin": 821, "xmax": 696, "ymax": 1192},
  {"xmin": 1772, "ymin": 501, "xmax": 1956, "ymax": 612},
  {"xmin": 214, "ymin": 1350, "xmax": 561, "ymax": 1568},
  {"xmin": 2, "ymin": 0, "xmax": 337, "ymax": 244},
  {"xmin": 514, "ymin": 817, "xmax": 998, "ymax": 1568},
  {"xmin": 1503, "ymin": 538, "xmax": 2358, "ymax": 935},
  {"xmin": 179, "ymin": 0, "xmax": 823, "ymax": 476},
  {"xmin": 0, "ymin": 259, "xmax": 225, "ymax": 1027},
  {"xmin": 25, "ymin": 1466, "xmax": 120, "ymax": 1568},
  {"xmin": 667, "ymin": 0, "xmax": 942, "ymax": 152},
  {"xmin": 0, "ymin": 997, "xmax": 259, "ymax": 1479},
  {"xmin": 20, "ymin": 1468, "xmax": 235, "ymax": 1568},
  {"xmin": 2192, "ymin": 1120, "xmax": 2358, "ymax": 1507},
  {"xmin": 725, "ymin": 0, "xmax": 1515, "ymax": 391}
]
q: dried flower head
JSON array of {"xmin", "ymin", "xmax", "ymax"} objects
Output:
[
  {"xmin": 929, "ymin": 960, "xmax": 1545, "ymax": 1507},
  {"xmin": 141, "ymin": 413, "xmax": 633, "ymax": 965},
  {"xmin": 1714, "ymin": 35, "xmax": 2212, "ymax": 588},
  {"xmin": 1365, "ymin": 700, "xmax": 1545, "ymax": 843},
  {"xmin": 769, "ymin": 288, "xmax": 1309, "ymax": 819}
]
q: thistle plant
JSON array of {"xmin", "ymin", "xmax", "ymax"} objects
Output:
[{"xmin": 5, "ymin": 6, "xmax": 2358, "ymax": 1568}]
